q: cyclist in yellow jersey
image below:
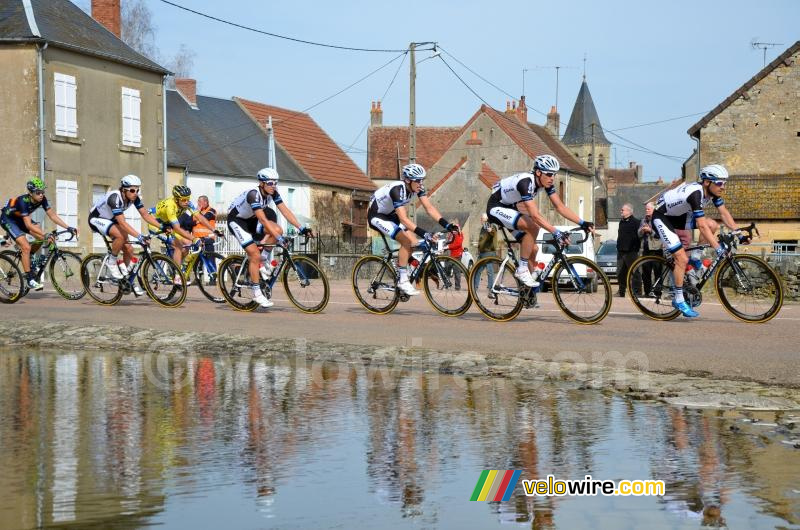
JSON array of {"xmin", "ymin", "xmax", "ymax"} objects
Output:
[{"xmin": 151, "ymin": 185, "xmax": 218, "ymax": 271}]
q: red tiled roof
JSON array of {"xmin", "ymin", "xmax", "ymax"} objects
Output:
[
  {"xmin": 367, "ymin": 126, "xmax": 461, "ymax": 179},
  {"xmin": 479, "ymin": 162, "xmax": 501, "ymax": 189},
  {"xmin": 235, "ymin": 97, "xmax": 374, "ymax": 191},
  {"xmin": 605, "ymin": 168, "xmax": 638, "ymax": 185},
  {"xmin": 428, "ymin": 156, "xmax": 467, "ymax": 195}
]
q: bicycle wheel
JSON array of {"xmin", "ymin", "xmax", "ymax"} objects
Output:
[
  {"xmin": 0, "ymin": 253, "xmax": 23, "ymax": 303},
  {"xmin": 141, "ymin": 253, "xmax": 186, "ymax": 308},
  {"xmin": 551, "ymin": 256, "xmax": 612, "ymax": 324},
  {"xmin": 218, "ymin": 255, "xmax": 259, "ymax": 311},
  {"xmin": 626, "ymin": 255, "xmax": 680, "ymax": 321},
  {"xmin": 715, "ymin": 255, "xmax": 783, "ymax": 323},
  {"xmin": 80, "ymin": 253, "xmax": 123, "ymax": 306},
  {"xmin": 193, "ymin": 251, "xmax": 225, "ymax": 303},
  {"xmin": 421, "ymin": 255, "xmax": 471, "ymax": 316},
  {"xmin": 351, "ymin": 256, "xmax": 399, "ymax": 314},
  {"xmin": 468, "ymin": 256, "xmax": 523, "ymax": 321},
  {"xmin": 49, "ymin": 251, "xmax": 85, "ymax": 300},
  {"xmin": 282, "ymin": 256, "xmax": 330, "ymax": 313}
]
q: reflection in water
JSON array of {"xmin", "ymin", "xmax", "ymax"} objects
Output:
[{"xmin": 0, "ymin": 350, "xmax": 798, "ymax": 529}]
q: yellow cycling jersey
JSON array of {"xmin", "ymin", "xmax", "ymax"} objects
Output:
[{"xmin": 154, "ymin": 197, "xmax": 195, "ymax": 225}]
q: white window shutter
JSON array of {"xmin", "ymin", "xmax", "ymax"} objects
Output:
[
  {"xmin": 54, "ymin": 73, "xmax": 77, "ymax": 137},
  {"xmin": 121, "ymin": 91, "xmax": 131, "ymax": 145},
  {"xmin": 66, "ymin": 76, "xmax": 77, "ymax": 136},
  {"xmin": 121, "ymin": 88, "xmax": 141, "ymax": 147},
  {"xmin": 55, "ymin": 180, "xmax": 78, "ymax": 247},
  {"xmin": 54, "ymin": 75, "xmax": 67, "ymax": 136},
  {"xmin": 131, "ymin": 90, "xmax": 141, "ymax": 145}
]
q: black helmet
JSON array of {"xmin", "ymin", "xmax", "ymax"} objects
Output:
[{"xmin": 172, "ymin": 185, "xmax": 192, "ymax": 200}]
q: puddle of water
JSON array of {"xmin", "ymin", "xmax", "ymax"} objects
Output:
[{"xmin": 0, "ymin": 350, "xmax": 798, "ymax": 529}]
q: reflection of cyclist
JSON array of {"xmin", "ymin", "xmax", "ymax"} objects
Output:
[
  {"xmin": 367, "ymin": 163, "xmax": 458, "ymax": 296},
  {"xmin": 1, "ymin": 178, "xmax": 77, "ymax": 290},
  {"xmin": 485, "ymin": 154, "xmax": 594, "ymax": 288},
  {"xmin": 650, "ymin": 164, "xmax": 744, "ymax": 318}
]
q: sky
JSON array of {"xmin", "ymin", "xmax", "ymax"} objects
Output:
[{"xmin": 81, "ymin": 0, "xmax": 798, "ymax": 181}]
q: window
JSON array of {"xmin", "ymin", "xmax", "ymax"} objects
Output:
[
  {"xmin": 54, "ymin": 73, "xmax": 77, "ymax": 137},
  {"xmin": 214, "ymin": 182, "xmax": 223, "ymax": 203},
  {"xmin": 587, "ymin": 153, "xmax": 593, "ymax": 169},
  {"xmin": 125, "ymin": 202, "xmax": 142, "ymax": 241},
  {"xmin": 121, "ymin": 87, "xmax": 142, "ymax": 147},
  {"xmin": 598, "ymin": 154, "xmax": 605, "ymax": 168},
  {"xmin": 773, "ymin": 239, "xmax": 798, "ymax": 253},
  {"xmin": 56, "ymin": 180, "xmax": 78, "ymax": 247}
]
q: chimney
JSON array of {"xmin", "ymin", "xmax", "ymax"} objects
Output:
[
  {"xmin": 505, "ymin": 101, "xmax": 515, "ymax": 115},
  {"xmin": 92, "ymin": 0, "xmax": 121, "ymax": 38},
  {"xmin": 370, "ymin": 100, "xmax": 383, "ymax": 127},
  {"xmin": 516, "ymin": 95, "xmax": 528, "ymax": 124},
  {"xmin": 545, "ymin": 105, "xmax": 560, "ymax": 136},
  {"xmin": 636, "ymin": 164, "xmax": 643, "ymax": 182},
  {"xmin": 175, "ymin": 78, "xmax": 197, "ymax": 108}
]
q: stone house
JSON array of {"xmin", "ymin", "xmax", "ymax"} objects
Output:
[
  {"xmin": 0, "ymin": 0, "xmax": 170, "ymax": 253},
  {"xmin": 685, "ymin": 40, "xmax": 800, "ymax": 246}
]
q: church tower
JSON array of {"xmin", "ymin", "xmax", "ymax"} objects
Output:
[{"xmin": 562, "ymin": 78, "xmax": 611, "ymax": 174}]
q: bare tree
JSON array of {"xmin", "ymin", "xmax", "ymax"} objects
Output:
[
  {"xmin": 167, "ymin": 44, "xmax": 196, "ymax": 78},
  {"xmin": 121, "ymin": 0, "xmax": 158, "ymax": 60}
]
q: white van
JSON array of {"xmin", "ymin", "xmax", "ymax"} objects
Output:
[{"xmin": 536, "ymin": 226, "xmax": 598, "ymax": 292}]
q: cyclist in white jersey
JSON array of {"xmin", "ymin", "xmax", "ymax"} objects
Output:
[
  {"xmin": 227, "ymin": 167, "xmax": 312, "ymax": 308},
  {"xmin": 367, "ymin": 163, "xmax": 458, "ymax": 296},
  {"xmin": 485, "ymin": 154, "xmax": 594, "ymax": 288}
]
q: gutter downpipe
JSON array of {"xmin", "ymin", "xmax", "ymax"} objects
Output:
[
  {"xmin": 37, "ymin": 42, "xmax": 47, "ymax": 180},
  {"xmin": 163, "ymin": 75, "xmax": 168, "ymax": 198}
]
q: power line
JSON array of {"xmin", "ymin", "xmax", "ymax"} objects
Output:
[
  {"xmin": 158, "ymin": 0, "xmax": 410, "ymax": 53},
  {"xmin": 608, "ymin": 111, "xmax": 709, "ymax": 132}
]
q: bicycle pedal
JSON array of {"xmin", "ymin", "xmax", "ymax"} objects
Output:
[{"xmin": 399, "ymin": 293, "xmax": 410, "ymax": 302}]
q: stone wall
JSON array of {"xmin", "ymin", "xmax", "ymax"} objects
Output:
[
  {"xmin": 765, "ymin": 255, "xmax": 800, "ymax": 301},
  {"xmin": 319, "ymin": 253, "xmax": 362, "ymax": 280}
]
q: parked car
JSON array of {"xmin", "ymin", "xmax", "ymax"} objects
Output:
[
  {"xmin": 595, "ymin": 240, "xmax": 618, "ymax": 281},
  {"xmin": 537, "ymin": 226, "xmax": 598, "ymax": 292}
]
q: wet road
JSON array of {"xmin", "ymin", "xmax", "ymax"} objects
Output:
[{"xmin": 3, "ymin": 281, "xmax": 797, "ymax": 386}]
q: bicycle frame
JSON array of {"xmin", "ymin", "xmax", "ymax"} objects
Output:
[
  {"xmin": 94, "ymin": 236, "xmax": 172, "ymax": 292},
  {"xmin": 372, "ymin": 233, "xmax": 455, "ymax": 294},
  {"xmin": 229, "ymin": 236, "xmax": 312, "ymax": 295},
  {"xmin": 5, "ymin": 229, "xmax": 75, "ymax": 281}
]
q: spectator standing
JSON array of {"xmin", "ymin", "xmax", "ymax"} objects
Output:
[
  {"xmin": 473, "ymin": 213, "xmax": 498, "ymax": 297},
  {"xmin": 192, "ymin": 195, "xmax": 217, "ymax": 252},
  {"xmin": 638, "ymin": 201, "xmax": 663, "ymax": 296},
  {"xmin": 616, "ymin": 203, "xmax": 641, "ymax": 297},
  {"xmin": 445, "ymin": 222, "xmax": 464, "ymax": 290}
]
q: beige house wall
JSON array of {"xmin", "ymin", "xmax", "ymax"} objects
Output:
[
  {"xmin": 0, "ymin": 45, "xmax": 40, "ymax": 192},
  {"xmin": 167, "ymin": 165, "xmax": 185, "ymax": 191},
  {"xmin": 565, "ymin": 142, "xmax": 611, "ymax": 173}
]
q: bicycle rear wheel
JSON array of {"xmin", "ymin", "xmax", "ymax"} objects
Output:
[
  {"xmin": 0, "ymin": 253, "xmax": 23, "ymax": 303},
  {"xmin": 141, "ymin": 253, "xmax": 186, "ymax": 308},
  {"xmin": 421, "ymin": 255, "xmax": 471, "ymax": 316},
  {"xmin": 49, "ymin": 251, "xmax": 85, "ymax": 300},
  {"xmin": 218, "ymin": 255, "xmax": 259, "ymax": 311},
  {"xmin": 551, "ymin": 256, "xmax": 612, "ymax": 324},
  {"xmin": 193, "ymin": 251, "xmax": 225, "ymax": 303},
  {"xmin": 351, "ymin": 256, "xmax": 399, "ymax": 314},
  {"xmin": 468, "ymin": 256, "xmax": 523, "ymax": 321},
  {"xmin": 715, "ymin": 254, "xmax": 783, "ymax": 323},
  {"xmin": 80, "ymin": 253, "xmax": 123, "ymax": 306},
  {"xmin": 282, "ymin": 256, "xmax": 330, "ymax": 313},
  {"xmin": 626, "ymin": 255, "xmax": 680, "ymax": 321}
]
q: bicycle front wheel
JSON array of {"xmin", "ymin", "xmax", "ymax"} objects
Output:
[
  {"xmin": 0, "ymin": 253, "xmax": 23, "ymax": 303},
  {"xmin": 282, "ymin": 256, "xmax": 330, "ymax": 313},
  {"xmin": 193, "ymin": 251, "xmax": 225, "ymax": 303},
  {"xmin": 626, "ymin": 255, "xmax": 680, "ymax": 321},
  {"xmin": 468, "ymin": 256, "xmax": 523, "ymax": 321},
  {"xmin": 421, "ymin": 255, "xmax": 471, "ymax": 316},
  {"xmin": 217, "ymin": 255, "xmax": 259, "ymax": 311},
  {"xmin": 351, "ymin": 256, "xmax": 399, "ymax": 314},
  {"xmin": 141, "ymin": 253, "xmax": 186, "ymax": 308},
  {"xmin": 80, "ymin": 253, "xmax": 123, "ymax": 306},
  {"xmin": 715, "ymin": 255, "xmax": 783, "ymax": 323},
  {"xmin": 49, "ymin": 251, "xmax": 85, "ymax": 300},
  {"xmin": 551, "ymin": 256, "xmax": 612, "ymax": 324}
]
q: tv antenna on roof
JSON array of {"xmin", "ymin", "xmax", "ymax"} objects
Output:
[{"xmin": 750, "ymin": 38, "xmax": 783, "ymax": 67}]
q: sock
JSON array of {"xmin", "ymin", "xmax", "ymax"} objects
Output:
[
  {"xmin": 519, "ymin": 258, "xmax": 529, "ymax": 272},
  {"xmin": 398, "ymin": 266, "xmax": 409, "ymax": 283},
  {"xmin": 674, "ymin": 287, "xmax": 685, "ymax": 303},
  {"xmin": 26, "ymin": 271, "xmax": 34, "ymax": 281}
]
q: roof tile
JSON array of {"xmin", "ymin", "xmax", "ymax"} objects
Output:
[{"xmin": 367, "ymin": 126, "xmax": 461, "ymax": 179}]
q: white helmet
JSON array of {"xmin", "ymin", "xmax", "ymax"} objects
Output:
[
  {"xmin": 533, "ymin": 154, "xmax": 560, "ymax": 174},
  {"xmin": 699, "ymin": 164, "xmax": 729, "ymax": 182},
  {"xmin": 401, "ymin": 163, "xmax": 426, "ymax": 181},
  {"xmin": 257, "ymin": 167, "xmax": 280, "ymax": 182},
  {"xmin": 120, "ymin": 174, "xmax": 141, "ymax": 187}
]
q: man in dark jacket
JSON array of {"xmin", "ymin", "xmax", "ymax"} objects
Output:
[{"xmin": 616, "ymin": 203, "xmax": 641, "ymax": 297}]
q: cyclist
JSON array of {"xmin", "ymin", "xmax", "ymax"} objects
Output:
[
  {"xmin": 88, "ymin": 174, "xmax": 161, "ymax": 295},
  {"xmin": 650, "ymin": 164, "xmax": 744, "ymax": 318},
  {"xmin": 1, "ymin": 178, "xmax": 77, "ymax": 290},
  {"xmin": 485, "ymin": 154, "xmax": 594, "ymax": 288},
  {"xmin": 227, "ymin": 167, "xmax": 312, "ymax": 308},
  {"xmin": 368, "ymin": 163, "xmax": 458, "ymax": 296},
  {"xmin": 150, "ymin": 185, "xmax": 218, "ymax": 274}
]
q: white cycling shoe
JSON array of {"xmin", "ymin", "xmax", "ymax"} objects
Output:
[
  {"xmin": 253, "ymin": 289, "xmax": 274, "ymax": 308},
  {"xmin": 106, "ymin": 258, "xmax": 124, "ymax": 280},
  {"xmin": 397, "ymin": 280, "xmax": 420, "ymax": 296},
  {"xmin": 132, "ymin": 282, "xmax": 146, "ymax": 297},
  {"xmin": 514, "ymin": 267, "xmax": 540, "ymax": 288}
]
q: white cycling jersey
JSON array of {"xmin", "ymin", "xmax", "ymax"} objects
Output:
[
  {"xmin": 89, "ymin": 190, "xmax": 143, "ymax": 220},
  {"xmin": 655, "ymin": 182, "xmax": 723, "ymax": 219},
  {"xmin": 227, "ymin": 188, "xmax": 283, "ymax": 220},
  {"xmin": 491, "ymin": 172, "xmax": 555, "ymax": 205},
  {"xmin": 369, "ymin": 181, "xmax": 427, "ymax": 215}
]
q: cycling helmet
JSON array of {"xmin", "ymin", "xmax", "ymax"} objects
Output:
[
  {"xmin": 401, "ymin": 163, "xmax": 426, "ymax": 181},
  {"xmin": 699, "ymin": 164, "xmax": 729, "ymax": 182},
  {"xmin": 532, "ymin": 154, "xmax": 560, "ymax": 174},
  {"xmin": 257, "ymin": 167, "xmax": 280, "ymax": 182},
  {"xmin": 26, "ymin": 177, "xmax": 46, "ymax": 192},
  {"xmin": 172, "ymin": 185, "xmax": 192, "ymax": 199},
  {"xmin": 120, "ymin": 174, "xmax": 142, "ymax": 188}
]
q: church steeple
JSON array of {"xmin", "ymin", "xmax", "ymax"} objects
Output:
[{"xmin": 562, "ymin": 79, "xmax": 610, "ymax": 172}]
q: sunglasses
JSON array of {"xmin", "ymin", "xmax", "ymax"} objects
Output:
[
  {"xmin": 263, "ymin": 180, "xmax": 278, "ymax": 187},
  {"xmin": 542, "ymin": 172, "xmax": 556, "ymax": 177},
  {"xmin": 125, "ymin": 187, "xmax": 140, "ymax": 194},
  {"xmin": 31, "ymin": 190, "xmax": 45, "ymax": 196},
  {"xmin": 711, "ymin": 180, "xmax": 726, "ymax": 188}
]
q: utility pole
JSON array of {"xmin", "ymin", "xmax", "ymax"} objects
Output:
[
  {"xmin": 590, "ymin": 122, "xmax": 596, "ymax": 173},
  {"xmin": 409, "ymin": 42, "xmax": 417, "ymax": 164}
]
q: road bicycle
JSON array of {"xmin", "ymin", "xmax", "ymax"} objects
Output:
[
  {"xmin": 468, "ymin": 225, "xmax": 612, "ymax": 323},
  {"xmin": 80, "ymin": 234, "xmax": 187, "ymax": 308},
  {"xmin": 0, "ymin": 235, "xmax": 24, "ymax": 303},
  {"xmin": 0, "ymin": 229, "xmax": 84, "ymax": 301},
  {"xmin": 351, "ymin": 232, "xmax": 471, "ymax": 316},
  {"xmin": 217, "ymin": 234, "xmax": 329, "ymax": 313},
  {"xmin": 626, "ymin": 223, "xmax": 783, "ymax": 323},
  {"xmin": 154, "ymin": 231, "xmax": 225, "ymax": 303}
]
